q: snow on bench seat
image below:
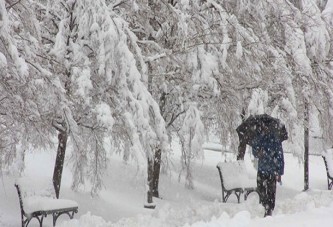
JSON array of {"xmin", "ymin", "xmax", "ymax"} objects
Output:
[
  {"xmin": 322, "ymin": 149, "xmax": 333, "ymax": 190},
  {"xmin": 216, "ymin": 160, "xmax": 257, "ymax": 203},
  {"xmin": 15, "ymin": 177, "xmax": 78, "ymax": 227},
  {"xmin": 23, "ymin": 196, "xmax": 78, "ymax": 215}
]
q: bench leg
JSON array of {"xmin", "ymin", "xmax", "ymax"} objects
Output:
[
  {"xmin": 53, "ymin": 212, "xmax": 61, "ymax": 227},
  {"xmin": 223, "ymin": 190, "xmax": 242, "ymax": 203},
  {"xmin": 22, "ymin": 214, "xmax": 44, "ymax": 227},
  {"xmin": 222, "ymin": 189, "xmax": 232, "ymax": 203},
  {"xmin": 244, "ymin": 189, "xmax": 259, "ymax": 202},
  {"xmin": 21, "ymin": 212, "xmax": 25, "ymax": 227},
  {"xmin": 39, "ymin": 215, "xmax": 44, "ymax": 227},
  {"xmin": 244, "ymin": 191, "xmax": 250, "ymax": 201},
  {"xmin": 53, "ymin": 210, "xmax": 77, "ymax": 226},
  {"xmin": 223, "ymin": 192, "xmax": 229, "ymax": 203},
  {"xmin": 235, "ymin": 191, "xmax": 242, "ymax": 203},
  {"xmin": 244, "ymin": 190, "xmax": 254, "ymax": 201}
]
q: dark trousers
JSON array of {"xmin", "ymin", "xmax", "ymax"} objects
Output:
[{"xmin": 257, "ymin": 172, "xmax": 277, "ymax": 212}]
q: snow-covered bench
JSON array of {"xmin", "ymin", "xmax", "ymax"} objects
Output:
[
  {"xmin": 216, "ymin": 161, "xmax": 257, "ymax": 203},
  {"xmin": 15, "ymin": 177, "xmax": 78, "ymax": 227},
  {"xmin": 322, "ymin": 149, "xmax": 333, "ymax": 190}
]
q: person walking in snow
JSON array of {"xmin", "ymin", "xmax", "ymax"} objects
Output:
[{"xmin": 252, "ymin": 122, "xmax": 285, "ymax": 217}]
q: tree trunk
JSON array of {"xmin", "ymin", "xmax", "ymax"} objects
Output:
[
  {"xmin": 145, "ymin": 157, "xmax": 156, "ymax": 209},
  {"xmin": 151, "ymin": 148, "xmax": 162, "ymax": 198},
  {"xmin": 146, "ymin": 57, "xmax": 163, "ymax": 199},
  {"xmin": 53, "ymin": 130, "xmax": 68, "ymax": 199},
  {"xmin": 304, "ymin": 101, "xmax": 309, "ymax": 191},
  {"xmin": 237, "ymin": 108, "xmax": 247, "ymax": 160},
  {"xmin": 237, "ymin": 140, "xmax": 247, "ymax": 160}
]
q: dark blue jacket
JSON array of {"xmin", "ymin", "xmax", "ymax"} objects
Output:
[{"xmin": 251, "ymin": 132, "xmax": 284, "ymax": 176}]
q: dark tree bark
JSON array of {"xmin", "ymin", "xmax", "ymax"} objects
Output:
[
  {"xmin": 145, "ymin": 60, "xmax": 157, "ymax": 207},
  {"xmin": 53, "ymin": 130, "xmax": 68, "ymax": 199},
  {"xmin": 237, "ymin": 108, "xmax": 247, "ymax": 160},
  {"xmin": 304, "ymin": 101, "xmax": 309, "ymax": 191},
  {"xmin": 145, "ymin": 148, "xmax": 162, "ymax": 208},
  {"xmin": 237, "ymin": 140, "xmax": 247, "ymax": 160},
  {"xmin": 151, "ymin": 148, "xmax": 162, "ymax": 198},
  {"xmin": 145, "ymin": 157, "xmax": 156, "ymax": 209}
]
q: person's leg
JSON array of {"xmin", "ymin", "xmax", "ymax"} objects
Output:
[
  {"xmin": 258, "ymin": 172, "xmax": 276, "ymax": 217},
  {"xmin": 257, "ymin": 172, "xmax": 268, "ymax": 206},
  {"xmin": 266, "ymin": 174, "xmax": 277, "ymax": 213}
]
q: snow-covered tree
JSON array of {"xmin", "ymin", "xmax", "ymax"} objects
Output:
[
  {"xmin": 33, "ymin": 0, "xmax": 169, "ymax": 200},
  {"xmin": 179, "ymin": 103, "xmax": 204, "ymax": 189},
  {"xmin": 112, "ymin": 0, "xmax": 222, "ymax": 191},
  {"xmin": 0, "ymin": 0, "xmax": 61, "ymax": 172},
  {"xmin": 205, "ymin": 0, "xmax": 333, "ymax": 189},
  {"xmin": 2, "ymin": 0, "xmax": 333, "ymax": 202}
]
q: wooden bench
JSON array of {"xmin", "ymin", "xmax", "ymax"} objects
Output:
[
  {"xmin": 15, "ymin": 177, "xmax": 78, "ymax": 227},
  {"xmin": 216, "ymin": 160, "xmax": 257, "ymax": 203},
  {"xmin": 322, "ymin": 149, "xmax": 333, "ymax": 190}
]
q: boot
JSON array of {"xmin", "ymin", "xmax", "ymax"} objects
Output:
[{"xmin": 264, "ymin": 209, "xmax": 272, "ymax": 217}]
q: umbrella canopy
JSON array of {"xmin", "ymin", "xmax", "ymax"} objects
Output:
[{"xmin": 236, "ymin": 114, "xmax": 288, "ymax": 147}]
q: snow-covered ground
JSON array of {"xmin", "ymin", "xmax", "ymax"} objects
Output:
[{"xmin": 1, "ymin": 145, "xmax": 333, "ymax": 227}]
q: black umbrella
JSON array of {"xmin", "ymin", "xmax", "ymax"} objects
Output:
[{"xmin": 236, "ymin": 114, "xmax": 288, "ymax": 147}]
